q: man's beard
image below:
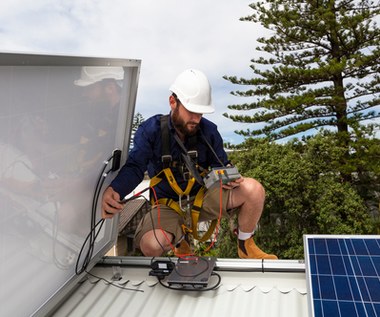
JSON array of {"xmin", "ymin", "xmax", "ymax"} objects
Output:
[{"xmin": 172, "ymin": 106, "xmax": 199, "ymax": 136}]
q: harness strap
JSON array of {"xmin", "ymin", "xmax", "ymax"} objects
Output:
[
  {"xmin": 190, "ymin": 187, "xmax": 218, "ymax": 242},
  {"xmin": 150, "ymin": 183, "xmax": 217, "ymax": 242},
  {"xmin": 155, "ymin": 197, "xmax": 185, "ymax": 216},
  {"xmin": 152, "ymin": 114, "xmax": 216, "ymax": 242},
  {"xmin": 150, "ymin": 168, "xmax": 195, "ymax": 197},
  {"xmin": 163, "ymin": 168, "xmax": 195, "ymax": 196},
  {"xmin": 160, "ymin": 115, "xmax": 172, "ymax": 168},
  {"xmin": 160, "ymin": 114, "xmax": 198, "ymax": 166}
]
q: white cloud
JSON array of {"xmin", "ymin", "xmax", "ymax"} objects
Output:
[{"xmin": 0, "ymin": 0, "xmax": 264, "ymax": 144}]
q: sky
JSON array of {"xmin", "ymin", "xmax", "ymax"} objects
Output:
[{"xmin": 0, "ymin": 0, "xmax": 266, "ymax": 145}]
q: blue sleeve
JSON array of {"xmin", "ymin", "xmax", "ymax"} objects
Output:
[{"xmin": 109, "ymin": 118, "xmax": 157, "ymax": 199}]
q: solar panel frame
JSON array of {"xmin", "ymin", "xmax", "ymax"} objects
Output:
[{"xmin": 304, "ymin": 234, "xmax": 380, "ymax": 317}]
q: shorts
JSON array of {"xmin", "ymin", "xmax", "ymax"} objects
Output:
[{"xmin": 134, "ymin": 186, "xmax": 233, "ymax": 247}]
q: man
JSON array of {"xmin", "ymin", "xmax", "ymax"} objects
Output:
[
  {"xmin": 75, "ymin": 67, "xmax": 123, "ymax": 107},
  {"xmin": 74, "ymin": 66, "xmax": 124, "ymax": 171},
  {"xmin": 101, "ymin": 69, "xmax": 277, "ymax": 259}
]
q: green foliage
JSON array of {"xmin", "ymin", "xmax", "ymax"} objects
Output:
[
  {"xmin": 191, "ymin": 217, "xmax": 238, "ymax": 258},
  {"xmin": 212, "ymin": 218, "xmax": 238, "ymax": 258},
  {"xmin": 212, "ymin": 131, "xmax": 378, "ymax": 259},
  {"xmin": 305, "ymin": 126, "xmax": 380, "ymax": 213},
  {"xmin": 311, "ymin": 177, "xmax": 373, "ymax": 235},
  {"xmin": 224, "ymin": 0, "xmax": 380, "ymax": 141}
]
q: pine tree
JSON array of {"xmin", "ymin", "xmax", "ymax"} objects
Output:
[
  {"xmin": 224, "ymin": 0, "xmax": 380, "ymax": 141},
  {"xmin": 129, "ymin": 112, "xmax": 144, "ymax": 149}
]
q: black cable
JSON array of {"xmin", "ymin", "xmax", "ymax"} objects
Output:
[
  {"xmin": 120, "ymin": 187, "xmax": 150, "ymax": 204},
  {"xmin": 75, "ymin": 218, "xmax": 105, "ymax": 275},
  {"xmin": 123, "ymin": 190, "xmax": 171, "ymax": 257},
  {"xmin": 148, "ymin": 201, "xmax": 173, "ymax": 256},
  {"xmin": 148, "ymin": 184, "xmax": 178, "ymax": 258},
  {"xmin": 121, "ymin": 188, "xmax": 168, "ymax": 256},
  {"xmin": 86, "ymin": 167, "xmax": 111, "ymax": 271},
  {"xmin": 91, "ymin": 157, "xmax": 113, "ymax": 230},
  {"xmin": 200, "ymin": 131, "xmax": 226, "ymax": 167},
  {"xmin": 85, "ymin": 271, "xmax": 144, "ymax": 292},
  {"xmin": 74, "ymin": 153, "xmax": 159, "ymax": 289},
  {"xmin": 75, "ymin": 155, "xmax": 112, "ymax": 275}
]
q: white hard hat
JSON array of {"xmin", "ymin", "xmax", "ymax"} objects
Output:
[
  {"xmin": 74, "ymin": 66, "xmax": 124, "ymax": 86},
  {"xmin": 169, "ymin": 69, "xmax": 215, "ymax": 114}
]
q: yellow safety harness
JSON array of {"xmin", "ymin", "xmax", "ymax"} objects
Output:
[{"xmin": 149, "ymin": 115, "xmax": 217, "ymax": 242}]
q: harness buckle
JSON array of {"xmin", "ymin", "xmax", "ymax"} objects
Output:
[
  {"xmin": 162, "ymin": 154, "xmax": 172, "ymax": 168},
  {"xmin": 178, "ymin": 195, "xmax": 188, "ymax": 213},
  {"xmin": 182, "ymin": 171, "xmax": 191, "ymax": 180},
  {"xmin": 187, "ymin": 150, "xmax": 198, "ymax": 160},
  {"xmin": 179, "ymin": 195, "xmax": 192, "ymax": 230}
]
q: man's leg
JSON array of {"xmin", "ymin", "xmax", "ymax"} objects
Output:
[
  {"xmin": 229, "ymin": 177, "xmax": 278, "ymax": 259},
  {"xmin": 134, "ymin": 205, "xmax": 184, "ymax": 257},
  {"xmin": 228, "ymin": 177, "xmax": 265, "ymax": 232},
  {"xmin": 139, "ymin": 229, "xmax": 174, "ymax": 257}
]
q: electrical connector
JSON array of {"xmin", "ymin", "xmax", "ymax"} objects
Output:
[
  {"xmin": 203, "ymin": 166, "xmax": 241, "ymax": 189},
  {"xmin": 149, "ymin": 260, "xmax": 174, "ymax": 278},
  {"xmin": 111, "ymin": 149, "xmax": 122, "ymax": 171}
]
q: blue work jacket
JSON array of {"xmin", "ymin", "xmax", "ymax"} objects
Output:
[{"xmin": 110, "ymin": 113, "xmax": 229, "ymax": 200}]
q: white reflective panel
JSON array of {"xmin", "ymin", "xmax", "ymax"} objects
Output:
[{"xmin": 0, "ymin": 60, "xmax": 139, "ymax": 317}]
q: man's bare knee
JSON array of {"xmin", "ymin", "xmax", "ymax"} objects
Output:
[
  {"xmin": 250, "ymin": 178, "xmax": 265, "ymax": 198},
  {"xmin": 139, "ymin": 230, "xmax": 173, "ymax": 257}
]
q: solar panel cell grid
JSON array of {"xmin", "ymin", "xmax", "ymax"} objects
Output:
[{"xmin": 304, "ymin": 235, "xmax": 380, "ymax": 317}]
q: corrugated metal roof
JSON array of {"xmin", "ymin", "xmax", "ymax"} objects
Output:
[{"xmin": 51, "ymin": 257, "xmax": 309, "ymax": 317}]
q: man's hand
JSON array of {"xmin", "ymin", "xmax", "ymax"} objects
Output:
[
  {"xmin": 222, "ymin": 177, "xmax": 244, "ymax": 190},
  {"xmin": 101, "ymin": 187, "xmax": 125, "ymax": 219}
]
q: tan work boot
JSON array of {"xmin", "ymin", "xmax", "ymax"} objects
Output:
[
  {"xmin": 238, "ymin": 238, "xmax": 278, "ymax": 259},
  {"xmin": 174, "ymin": 239, "xmax": 192, "ymax": 257}
]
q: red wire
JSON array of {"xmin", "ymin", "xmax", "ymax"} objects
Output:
[
  {"xmin": 150, "ymin": 177, "xmax": 224, "ymax": 258},
  {"xmin": 202, "ymin": 177, "xmax": 223, "ymax": 253},
  {"xmin": 150, "ymin": 186, "xmax": 177, "ymax": 254}
]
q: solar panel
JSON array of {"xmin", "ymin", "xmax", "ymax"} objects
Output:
[{"xmin": 304, "ymin": 235, "xmax": 380, "ymax": 317}]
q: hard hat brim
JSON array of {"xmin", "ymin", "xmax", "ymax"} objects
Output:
[
  {"xmin": 74, "ymin": 79, "xmax": 97, "ymax": 87},
  {"xmin": 74, "ymin": 66, "xmax": 124, "ymax": 86},
  {"xmin": 181, "ymin": 102, "xmax": 215, "ymax": 114}
]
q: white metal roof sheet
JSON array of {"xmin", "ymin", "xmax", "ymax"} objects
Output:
[{"xmin": 51, "ymin": 258, "xmax": 308, "ymax": 317}]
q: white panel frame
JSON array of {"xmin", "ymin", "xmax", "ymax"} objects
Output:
[{"xmin": 0, "ymin": 52, "xmax": 141, "ymax": 317}]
